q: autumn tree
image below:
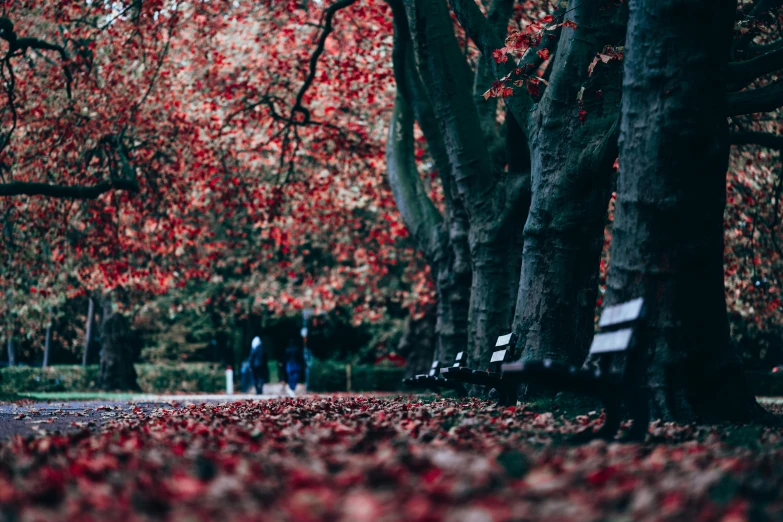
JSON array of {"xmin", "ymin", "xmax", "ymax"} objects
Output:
[{"xmin": 0, "ymin": 1, "xmax": 426, "ymax": 388}]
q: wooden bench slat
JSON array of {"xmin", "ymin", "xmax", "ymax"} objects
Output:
[
  {"xmin": 598, "ymin": 297, "xmax": 644, "ymax": 327},
  {"xmin": 490, "ymin": 349, "xmax": 507, "ymax": 363},
  {"xmin": 495, "ymin": 333, "xmax": 513, "ymax": 347},
  {"xmin": 589, "ymin": 328, "xmax": 634, "ymax": 354}
]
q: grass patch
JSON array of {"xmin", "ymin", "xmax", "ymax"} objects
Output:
[{"xmin": 19, "ymin": 392, "xmax": 146, "ymax": 401}]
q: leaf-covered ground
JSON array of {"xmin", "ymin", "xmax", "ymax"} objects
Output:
[{"xmin": 1, "ymin": 397, "xmax": 783, "ymax": 521}]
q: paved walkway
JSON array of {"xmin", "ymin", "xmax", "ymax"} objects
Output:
[{"xmin": 0, "ymin": 383, "xmax": 309, "ymax": 439}]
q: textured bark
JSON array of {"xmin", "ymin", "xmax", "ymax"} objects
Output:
[
  {"xmin": 97, "ymin": 296, "xmax": 140, "ymax": 391},
  {"xmin": 82, "ymin": 297, "xmax": 94, "ymax": 367},
  {"xmin": 397, "ymin": 308, "xmax": 437, "ymax": 378},
  {"xmin": 43, "ymin": 307, "xmax": 53, "ymax": 367},
  {"xmin": 403, "ymin": 0, "xmax": 526, "ymax": 370},
  {"xmin": 388, "ymin": 0, "xmax": 471, "ymax": 363},
  {"xmin": 513, "ymin": 0, "xmax": 626, "ymax": 366},
  {"xmin": 472, "ymin": 0, "xmax": 515, "ymax": 172},
  {"xmin": 608, "ymin": 0, "xmax": 765, "ymax": 422}
]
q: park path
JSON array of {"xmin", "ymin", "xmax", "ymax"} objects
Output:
[{"xmin": 0, "ymin": 383, "xmax": 304, "ymax": 440}]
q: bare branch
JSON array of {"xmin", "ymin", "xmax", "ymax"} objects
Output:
[
  {"xmin": 726, "ymin": 78, "xmax": 783, "ymax": 115},
  {"xmin": 730, "ymin": 130, "xmax": 783, "ymax": 149},
  {"xmin": 728, "ymin": 45, "xmax": 783, "ymax": 86},
  {"xmin": 447, "ymin": 0, "xmax": 560, "ymax": 136},
  {"xmin": 387, "ymin": 0, "xmax": 445, "ymax": 260},
  {"xmin": 291, "ymin": 0, "xmax": 359, "ymax": 124},
  {"xmin": 0, "ymin": 178, "xmax": 139, "ymax": 199}
]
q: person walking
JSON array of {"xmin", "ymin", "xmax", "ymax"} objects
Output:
[
  {"xmin": 248, "ymin": 336, "xmax": 268, "ymax": 395},
  {"xmin": 284, "ymin": 338, "xmax": 304, "ymax": 397}
]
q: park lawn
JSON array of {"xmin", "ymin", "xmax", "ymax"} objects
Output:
[
  {"xmin": 1, "ymin": 396, "xmax": 783, "ymax": 521},
  {"xmin": 17, "ymin": 392, "xmax": 148, "ymax": 401}
]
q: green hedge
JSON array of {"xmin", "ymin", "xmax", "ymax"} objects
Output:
[
  {"xmin": 0, "ymin": 363, "xmax": 225, "ymax": 394},
  {"xmin": 746, "ymin": 371, "xmax": 783, "ymax": 397},
  {"xmin": 309, "ymin": 360, "xmax": 404, "ymax": 392}
]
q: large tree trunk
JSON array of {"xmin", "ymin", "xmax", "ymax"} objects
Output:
[
  {"xmin": 403, "ymin": 0, "xmax": 527, "ymax": 370},
  {"xmin": 468, "ymin": 222, "xmax": 523, "ymax": 370},
  {"xmin": 388, "ymin": 0, "xmax": 472, "ymax": 364},
  {"xmin": 97, "ymin": 296, "xmax": 140, "ymax": 391},
  {"xmin": 513, "ymin": 0, "xmax": 627, "ymax": 366},
  {"xmin": 433, "ymin": 248, "xmax": 471, "ymax": 362},
  {"xmin": 607, "ymin": 0, "xmax": 765, "ymax": 422},
  {"xmin": 397, "ymin": 307, "xmax": 437, "ymax": 378}
]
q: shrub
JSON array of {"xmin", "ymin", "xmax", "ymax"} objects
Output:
[
  {"xmin": 0, "ymin": 363, "xmax": 226, "ymax": 394},
  {"xmin": 308, "ymin": 360, "xmax": 404, "ymax": 392},
  {"xmin": 745, "ymin": 371, "xmax": 783, "ymax": 397}
]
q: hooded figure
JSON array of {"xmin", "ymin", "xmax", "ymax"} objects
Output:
[{"xmin": 248, "ymin": 336, "xmax": 268, "ymax": 394}]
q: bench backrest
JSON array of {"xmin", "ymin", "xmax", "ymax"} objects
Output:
[
  {"xmin": 453, "ymin": 351, "xmax": 465, "ymax": 367},
  {"xmin": 429, "ymin": 360, "xmax": 441, "ymax": 377},
  {"xmin": 589, "ymin": 298, "xmax": 645, "ymax": 355},
  {"xmin": 491, "ymin": 333, "xmax": 517, "ymax": 368},
  {"xmin": 597, "ymin": 297, "xmax": 644, "ymax": 328}
]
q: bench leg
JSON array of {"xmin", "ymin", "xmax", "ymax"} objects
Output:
[
  {"xmin": 620, "ymin": 387, "xmax": 648, "ymax": 442},
  {"xmin": 568, "ymin": 394, "xmax": 622, "ymax": 443},
  {"xmin": 494, "ymin": 385, "xmax": 517, "ymax": 407}
]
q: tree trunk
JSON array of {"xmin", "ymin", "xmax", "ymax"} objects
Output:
[
  {"xmin": 97, "ymin": 296, "xmax": 140, "ymax": 391},
  {"xmin": 388, "ymin": 0, "xmax": 472, "ymax": 364},
  {"xmin": 6, "ymin": 337, "xmax": 14, "ymax": 367},
  {"xmin": 433, "ymin": 250, "xmax": 471, "ymax": 363},
  {"xmin": 82, "ymin": 297, "xmax": 94, "ymax": 367},
  {"xmin": 43, "ymin": 307, "xmax": 53, "ymax": 367},
  {"xmin": 403, "ymin": 0, "xmax": 527, "ymax": 369},
  {"xmin": 513, "ymin": 0, "xmax": 626, "ymax": 366},
  {"xmin": 468, "ymin": 223, "xmax": 523, "ymax": 370},
  {"xmin": 397, "ymin": 307, "xmax": 437, "ymax": 378},
  {"xmin": 607, "ymin": 0, "xmax": 765, "ymax": 422}
]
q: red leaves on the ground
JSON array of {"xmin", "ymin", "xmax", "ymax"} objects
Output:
[{"xmin": 1, "ymin": 398, "xmax": 783, "ymax": 521}]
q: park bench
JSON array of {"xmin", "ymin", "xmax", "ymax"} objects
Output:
[
  {"xmin": 402, "ymin": 355, "xmax": 467, "ymax": 396},
  {"xmin": 501, "ymin": 297, "xmax": 649, "ymax": 441},
  {"xmin": 440, "ymin": 333, "xmax": 519, "ymax": 406}
]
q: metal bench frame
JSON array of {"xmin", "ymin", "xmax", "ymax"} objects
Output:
[
  {"xmin": 402, "ymin": 355, "xmax": 467, "ymax": 397},
  {"xmin": 440, "ymin": 333, "xmax": 519, "ymax": 406},
  {"xmin": 502, "ymin": 297, "xmax": 649, "ymax": 441}
]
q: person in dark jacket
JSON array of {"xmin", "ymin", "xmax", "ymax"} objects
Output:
[
  {"xmin": 248, "ymin": 336, "xmax": 268, "ymax": 394},
  {"xmin": 284, "ymin": 338, "xmax": 304, "ymax": 396}
]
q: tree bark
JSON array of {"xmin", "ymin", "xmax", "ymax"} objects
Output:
[
  {"xmin": 97, "ymin": 295, "xmax": 140, "ymax": 391},
  {"xmin": 513, "ymin": 0, "xmax": 626, "ymax": 366},
  {"xmin": 388, "ymin": 0, "xmax": 471, "ymax": 364},
  {"xmin": 82, "ymin": 297, "xmax": 94, "ymax": 367},
  {"xmin": 403, "ymin": 0, "xmax": 526, "ymax": 370},
  {"xmin": 397, "ymin": 308, "xmax": 437, "ymax": 378},
  {"xmin": 607, "ymin": 0, "xmax": 766, "ymax": 422},
  {"xmin": 43, "ymin": 307, "xmax": 53, "ymax": 367}
]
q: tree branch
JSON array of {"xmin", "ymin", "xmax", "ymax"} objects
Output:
[
  {"xmin": 728, "ymin": 46, "xmax": 783, "ymax": 86},
  {"xmin": 447, "ymin": 0, "xmax": 560, "ymax": 137},
  {"xmin": 387, "ymin": 0, "xmax": 445, "ymax": 260},
  {"xmin": 291, "ymin": 0, "xmax": 358, "ymax": 124},
  {"xmin": 730, "ymin": 130, "xmax": 783, "ymax": 149},
  {"xmin": 0, "ymin": 178, "xmax": 139, "ymax": 199},
  {"xmin": 726, "ymin": 78, "xmax": 783, "ymax": 115}
]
